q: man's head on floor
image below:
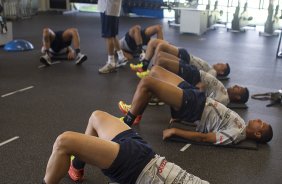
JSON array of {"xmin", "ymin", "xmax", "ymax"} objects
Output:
[
  {"xmin": 227, "ymin": 85, "xmax": 249, "ymax": 103},
  {"xmin": 246, "ymin": 119, "xmax": 273, "ymax": 143},
  {"xmin": 213, "ymin": 63, "xmax": 230, "ymax": 77}
]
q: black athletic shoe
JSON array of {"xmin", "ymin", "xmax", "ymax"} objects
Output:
[
  {"xmin": 116, "ymin": 57, "xmax": 128, "ymax": 67},
  {"xmin": 40, "ymin": 54, "xmax": 52, "ymax": 66},
  {"xmin": 75, "ymin": 53, "xmax": 87, "ymax": 65}
]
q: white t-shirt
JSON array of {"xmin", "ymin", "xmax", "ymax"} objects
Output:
[
  {"xmin": 190, "ymin": 55, "xmax": 217, "ymax": 77},
  {"xmin": 119, "ymin": 36, "xmax": 132, "ymax": 52},
  {"xmin": 200, "ymin": 71, "xmax": 230, "ymax": 106},
  {"xmin": 97, "ymin": 0, "xmax": 122, "ymax": 16},
  {"xmin": 196, "ymin": 98, "xmax": 246, "ymax": 145}
]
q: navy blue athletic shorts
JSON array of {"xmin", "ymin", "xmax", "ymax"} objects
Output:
[
  {"xmin": 100, "ymin": 12, "xmax": 119, "ymax": 38},
  {"xmin": 50, "ymin": 31, "xmax": 72, "ymax": 53},
  {"xmin": 171, "ymin": 81, "xmax": 206, "ymax": 122},
  {"xmin": 102, "ymin": 129, "xmax": 155, "ymax": 184},
  {"xmin": 179, "ymin": 60, "xmax": 200, "ymax": 86},
  {"xmin": 178, "ymin": 48, "xmax": 190, "ymax": 64},
  {"xmin": 140, "ymin": 29, "xmax": 151, "ymax": 45},
  {"xmin": 125, "ymin": 32, "xmax": 136, "ymax": 52}
]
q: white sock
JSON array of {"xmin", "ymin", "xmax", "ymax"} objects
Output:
[
  {"xmin": 116, "ymin": 50, "xmax": 125, "ymax": 60},
  {"xmin": 108, "ymin": 55, "xmax": 115, "ymax": 65}
]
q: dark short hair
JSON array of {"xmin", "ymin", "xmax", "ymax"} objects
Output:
[
  {"xmin": 258, "ymin": 124, "xmax": 273, "ymax": 143},
  {"xmin": 239, "ymin": 87, "xmax": 249, "ymax": 103},
  {"xmin": 218, "ymin": 63, "xmax": 230, "ymax": 77}
]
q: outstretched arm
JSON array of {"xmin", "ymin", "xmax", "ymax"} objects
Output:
[{"xmin": 163, "ymin": 128, "xmax": 216, "ymax": 143}]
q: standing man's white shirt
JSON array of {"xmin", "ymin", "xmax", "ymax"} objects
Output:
[{"xmin": 98, "ymin": 0, "xmax": 122, "ymax": 16}]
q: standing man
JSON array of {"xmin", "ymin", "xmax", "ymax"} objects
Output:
[{"xmin": 98, "ymin": 0, "xmax": 128, "ymax": 74}]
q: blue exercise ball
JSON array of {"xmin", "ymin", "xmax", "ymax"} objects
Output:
[{"xmin": 4, "ymin": 39, "xmax": 34, "ymax": 51}]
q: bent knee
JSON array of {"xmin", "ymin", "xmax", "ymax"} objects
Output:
[
  {"xmin": 139, "ymin": 76, "xmax": 155, "ymax": 88},
  {"xmin": 132, "ymin": 25, "xmax": 141, "ymax": 31},
  {"xmin": 42, "ymin": 28, "xmax": 51, "ymax": 35},
  {"xmin": 150, "ymin": 65, "xmax": 162, "ymax": 76},
  {"xmin": 89, "ymin": 110, "xmax": 109, "ymax": 127},
  {"xmin": 156, "ymin": 25, "xmax": 162, "ymax": 31},
  {"xmin": 53, "ymin": 131, "xmax": 76, "ymax": 152},
  {"xmin": 67, "ymin": 28, "xmax": 78, "ymax": 34},
  {"xmin": 157, "ymin": 43, "xmax": 166, "ymax": 51},
  {"xmin": 90, "ymin": 110, "xmax": 107, "ymax": 121},
  {"xmin": 148, "ymin": 39, "xmax": 159, "ymax": 46}
]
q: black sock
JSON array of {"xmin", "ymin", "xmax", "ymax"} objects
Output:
[
  {"xmin": 75, "ymin": 48, "xmax": 80, "ymax": 54},
  {"xmin": 142, "ymin": 59, "xmax": 149, "ymax": 70},
  {"xmin": 72, "ymin": 157, "xmax": 85, "ymax": 170},
  {"xmin": 123, "ymin": 111, "xmax": 136, "ymax": 126}
]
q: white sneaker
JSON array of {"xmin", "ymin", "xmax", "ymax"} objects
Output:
[
  {"xmin": 139, "ymin": 50, "xmax": 146, "ymax": 61},
  {"xmin": 98, "ymin": 62, "xmax": 116, "ymax": 74},
  {"xmin": 40, "ymin": 54, "xmax": 52, "ymax": 66},
  {"xmin": 148, "ymin": 97, "xmax": 165, "ymax": 106},
  {"xmin": 116, "ymin": 57, "xmax": 128, "ymax": 68},
  {"xmin": 75, "ymin": 53, "xmax": 87, "ymax": 65},
  {"xmin": 41, "ymin": 46, "xmax": 46, "ymax": 54}
]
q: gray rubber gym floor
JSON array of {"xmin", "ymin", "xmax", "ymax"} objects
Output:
[{"xmin": 1, "ymin": 12, "xmax": 282, "ymax": 184}]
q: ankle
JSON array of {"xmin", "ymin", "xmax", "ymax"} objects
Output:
[{"xmin": 124, "ymin": 111, "xmax": 137, "ymax": 126}]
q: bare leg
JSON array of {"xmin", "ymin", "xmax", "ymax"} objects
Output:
[
  {"xmin": 130, "ymin": 75, "xmax": 183, "ymax": 116},
  {"xmin": 144, "ymin": 25, "xmax": 163, "ymax": 39},
  {"xmin": 113, "ymin": 36, "xmax": 121, "ymax": 51},
  {"xmin": 143, "ymin": 39, "xmax": 168, "ymax": 61},
  {"xmin": 42, "ymin": 28, "xmax": 55, "ymax": 50},
  {"xmin": 128, "ymin": 25, "xmax": 143, "ymax": 45},
  {"xmin": 149, "ymin": 66, "xmax": 184, "ymax": 86},
  {"xmin": 85, "ymin": 110, "xmax": 131, "ymax": 140},
  {"xmin": 44, "ymin": 111, "xmax": 130, "ymax": 184},
  {"xmin": 62, "ymin": 28, "xmax": 80, "ymax": 49},
  {"xmin": 154, "ymin": 52, "xmax": 181, "ymax": 74},
  {"xmin": 106, "ymin": 37, "xmax": 115, "ymax": 56},
  {"xmin": 154, "ymin": 42, "xmax": 180, "ymax": 58}
]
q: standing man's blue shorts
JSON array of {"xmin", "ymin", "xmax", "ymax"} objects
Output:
[{"xmin": 100, "ymin": 12, "xmax": 119, "ymax": 38}]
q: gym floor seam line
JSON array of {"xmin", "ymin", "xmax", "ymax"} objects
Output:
[
  {"xmin": 0, "ymin": 136, "xmax": 20, "ymax": 147},
  {"xmin": 1, "ymin": 86, "xmax": 34, "ymax": 98},
  {"xmin": 180, "ymin": 143, "xmax": 191, "ymax": 152}
]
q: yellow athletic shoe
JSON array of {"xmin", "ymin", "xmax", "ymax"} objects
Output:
[
  {"xmin": 130, "ymin": 63, "xmax": 143, "ymax": 71},
  {"xmin": 118, "ymin": 101, "xmax": 132, "ymax": 115},
  {"xmin": 119, "ymin": 117, "xmax": 125, "ymax": 122},
  {"xmin": 136, "ymin": 70, "xmax": 150, "ymax": 79}
]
